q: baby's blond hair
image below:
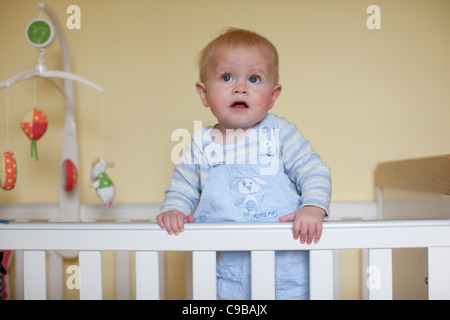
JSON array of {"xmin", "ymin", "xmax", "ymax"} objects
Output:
[{"xmin": 198, "ymin": 28, "xmax": 279, "ymax": 84}]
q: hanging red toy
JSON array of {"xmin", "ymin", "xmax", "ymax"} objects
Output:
[
  {"xmin": 20, "ymin": 107, "xmax": 48, "ymax": 161},
  {"xmin": 62, "ymin": 159, "xmax": 78, "ymax": 191},
  {"xmin": 0, "ymin": 151, "xmax": 17, "ymax": 191}
]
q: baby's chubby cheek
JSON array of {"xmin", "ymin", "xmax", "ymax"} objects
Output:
[{"xmin": 254, "ymin": 99, "xmax": 266, "ymax": 108}]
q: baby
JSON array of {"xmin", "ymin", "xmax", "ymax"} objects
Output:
[{"xmin": 157, "ymin": 28, "xmax": 331, "ymax": 300}]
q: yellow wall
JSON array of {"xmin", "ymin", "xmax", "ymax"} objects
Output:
[{"xmin": 1, "ymin": 0, "xmax": 449, "ymax": 299}]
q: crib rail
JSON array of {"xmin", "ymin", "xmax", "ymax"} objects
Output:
[{"xmin": 1, "ymin": 219, "xmax": 450, "ymax": 300}]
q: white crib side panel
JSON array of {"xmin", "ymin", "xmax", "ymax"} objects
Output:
[
  {"xmin": 14, "ymin": 250, "xmax": 24, "ymax": 300},
  {"xmin": 135, "ymin": 251, "xmax": 160, "ymax": 300},
  {"xmin": 251, "ymin": 251, "xmax": 275, "ymax": 300},
  {"xmin": 23, "ymin": 251, "xmax": 47, "ymax": 300},
  {"xmin": 115, "ymin": 251, "xmax": 131, "ymax": 300},
  {"xmin": 79, "ymin": 251, "xmax": 103, "ymax": 300},
  {"xmin": 428, "ymin": 246, "xmax": 450, "ymax": 300},
  {"xmin": 192, "ymin": 251, "xmax": 216, "ymax": 300},
  {"xmin": 309, "ymin": 250, "xmax": 334, "ymax": 300},
  {"xmin": 367, "ymin": 248, "xmax": 392, "ymax": 300},
  {"xmin": 48, "ymin": 251, "xmax": 64, "ymax": 300}
]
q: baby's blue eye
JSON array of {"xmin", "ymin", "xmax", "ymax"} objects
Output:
[
  {"xmin": 248, "ymin": 75, "xmax": 260, "ymax": 83},
  {"xmin": 221, "ymin": 74, "xmax": 233, "ymax": 82}
]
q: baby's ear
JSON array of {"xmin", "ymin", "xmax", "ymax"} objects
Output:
[
  {"xmin": 252, "ymin": 177, "xmax": 267, "ymax": 185},
  {"xmin": 269, "ymin": 84, "xmax": 282, "ymax": 110},
  {"xmin": 195, "ymin": 82, "xmax": 209, "ymax": 108}
]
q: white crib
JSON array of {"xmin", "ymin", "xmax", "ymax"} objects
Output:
[
  {"xmin": 1, "ymin": 210, "xmax": 449, "ymax": 300},
  {"xmin": 1, "ymin": 155, "xmax": 450, "ymax": 300}
]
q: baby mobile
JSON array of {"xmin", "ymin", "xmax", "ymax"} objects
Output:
[{"xmin": 0, "ymin": 7, "xmax": 115, "ymax": 207}]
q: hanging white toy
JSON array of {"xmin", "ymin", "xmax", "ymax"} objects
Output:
[{"xmin": 91, "ymin": 157, "xmax": 115, "ymax": 207}]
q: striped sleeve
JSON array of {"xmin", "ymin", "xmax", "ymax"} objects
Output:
[
  {"xmin": 277, "ymin": 117, "xmax": 332, "ymax": 215},
  {"xmin": 161, "ymin": 139, "xmax": 201, "ymax": 215}
]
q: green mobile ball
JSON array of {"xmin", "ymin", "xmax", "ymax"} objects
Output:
[{"xmin": 26, "ymin": 18, "xmax": 55, "ymax": 48}]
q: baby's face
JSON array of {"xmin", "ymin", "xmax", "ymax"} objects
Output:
[{"xmin": 196, "ymin": 46, "xmax": 281, "ymax": 133}]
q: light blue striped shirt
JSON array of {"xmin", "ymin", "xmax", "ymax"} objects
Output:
[{"xmin": 162, "ymin": 113, "xmax": 331, "ymax": 217}]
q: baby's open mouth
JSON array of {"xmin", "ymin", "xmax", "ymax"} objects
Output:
[{"xmin": 230, "ymin": 101, "xmax": 249, "ymax": 108}]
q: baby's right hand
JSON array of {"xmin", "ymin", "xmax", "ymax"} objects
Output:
[{"xmin": 156, "ymin": 210, "xmax": 194, "ymax": 235}]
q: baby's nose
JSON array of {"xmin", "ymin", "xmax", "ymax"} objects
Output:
[{"xmin": 233, "ymin": 82, "xmax": 248, "ymax": 94}]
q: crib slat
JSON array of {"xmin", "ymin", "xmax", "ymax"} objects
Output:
[
  {"xmin": 192, "ymin": 251, "xmax": 216, "ymax": 299},
  {"xmin": 310, "ymin": 250, "xmax": 334, "ymax": 300},
  {"xmin": 135, "ymin": 251, "xmax": 160, "ymax": 299},
  {"xmin": 251, "ymin": 251, "xmax": 275, "ymax": 299},
  {"xmin": 23, "ymin": 251, "xmax": 47, "ymax": 300},
  {"xmin": 79, "ymin": 251, "xmax": 103, "ymax": 300},
  {"xmin": 367, "ymin": 248, "xmax": 392, "ymax": 300},
  {"xmin": 428, "ymin": 246, "xmax": 450, "ymax": 299},
  {"xmin": 116, "ymin": 251, "xmax": 131, "ymax": 300},
  {"xmin": 48, "ymin": 251, "xmax": 64, "ymax": 299},
  {"xmin": 14, "ymin": 250, "xmax": 24, "ymax": 300}
]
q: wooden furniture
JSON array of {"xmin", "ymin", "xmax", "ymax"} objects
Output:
[{"xmin": 375, "ymin": 155, "xmax": 450, "ymax": 299}]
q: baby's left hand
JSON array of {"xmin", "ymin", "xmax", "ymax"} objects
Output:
[{"xmin": 279, "ymin": 206, "xmax": 326, "ymax": 245}]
